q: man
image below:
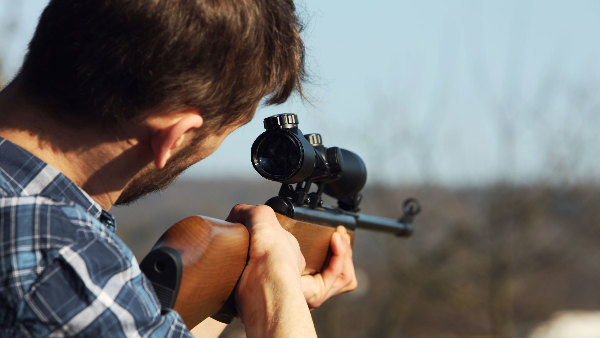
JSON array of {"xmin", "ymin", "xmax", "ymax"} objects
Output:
[{"xmin": 0, "ymin": 0, "xmax": 357, "ymax": 337}]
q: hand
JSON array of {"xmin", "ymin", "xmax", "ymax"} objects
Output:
[
  {"xmin": 301, "ymin": 226, "xmax": 358, "ymax": 309},
  {"xmin": 226, "ymin": 204, "xmax": 305, "ymax": 278},
  {"xmin": 226, "ymin": 204, "xmax": 316, "ymax": 338}
]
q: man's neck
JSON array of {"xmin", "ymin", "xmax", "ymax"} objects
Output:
[{"xmin": 0, "ymin": 86, "xmax": 151, "ymax": 210}]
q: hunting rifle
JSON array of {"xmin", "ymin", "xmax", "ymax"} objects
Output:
[{"xmin": 140, "ymin": 113, "xmax": 421, "ymax": 328}]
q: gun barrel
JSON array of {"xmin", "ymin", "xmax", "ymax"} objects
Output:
[
  {"xmin": 267, "ymin": 197, "xmax": 413, "ymax": 237},
  {"xmin": 351, "ymin": 212, "xmax": 413, "ymax": 237},
  {"xmin": 287, "ymin": 205, "xmax": 358, "ymax": 231}
]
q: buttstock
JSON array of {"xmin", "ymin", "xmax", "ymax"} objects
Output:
[
  {"xmin": 141, "ymin": 216, "xmax": 249, "ymax": 328},
  {"xmin": 141, "ymin": 212, "xmax": 353, "ymax": 328}
]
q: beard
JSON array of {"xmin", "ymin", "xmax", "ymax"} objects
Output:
[{"xmin": 115, "ymin": 138, "xmax": 200, "ymax": 206}]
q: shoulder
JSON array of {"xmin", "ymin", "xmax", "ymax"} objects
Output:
[
  {"xmin": 0, "ymin": 196, "xmax": 192, "ymax": 337},
  {"xmin": 0, "ymin": 194, "xmax": 124, "ymax": 267},
  {"xmin": 0, "ymin": 194, "xmax": 131, "ymax": 307}
]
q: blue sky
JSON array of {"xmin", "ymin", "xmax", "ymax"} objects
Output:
[{"xmin": 2, "ymin": 0, "xmax": 599, "ymax": 186}]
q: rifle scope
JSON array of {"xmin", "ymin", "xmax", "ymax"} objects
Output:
[{"xmin": 251, "ymin": 114, "xmax": 367, "ymax": 201}]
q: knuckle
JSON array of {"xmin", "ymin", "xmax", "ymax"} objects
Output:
[
  {"xmin": 288, "ymin": 234, "xmax": 302, "ymax": 255},
  {"xmin": 300, "ymin": 254, "xmax": 306, "ymax": 271},
  {"xmin": 341, "ymin": 271, "xmax": 357, "ymax": 285},
  {"xmin": 348, "ymin": 278, "xmax": 358, "ymax": 290},
  {"xmin": 245, "ymin": 205, "xmax": 274, "ymax": 220},
  {"xmin": 253, "ymin": 204, "xmax": 275, "ymax": 216},
  {"xmin": 308, "ymin": 299, "xmax": 324, "ymax": 309},
  {"xmin": 339, "ymin": 274, "xmax": 351, "ymax": 285},
  {"xmin": 287, "ymin": 232, "xmax": 302, "ymax": 252},
  {"xmin": 231, "ymin": 203, "xmax": 247, "ymax": 213},
  {"xmin": 286, "ymin": 230, "xmax": 299, "ymax": 243}
]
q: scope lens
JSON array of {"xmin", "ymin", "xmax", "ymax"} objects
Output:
[{"xmin": 254, "ymin": 133, "xmax": 301, "ymax": 177}]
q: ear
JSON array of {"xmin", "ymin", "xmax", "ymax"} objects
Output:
[{"xmin": 150, "ymin": 112, "xmax": 203, "ymax": 169}]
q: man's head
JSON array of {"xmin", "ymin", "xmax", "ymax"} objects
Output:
[
  {"xmin": 5, "ymin": 0, "xmax": 306, "ymax": 206},
  {"xmin": 17, "ymin": 0, "xmax": 305, "ymax": 131},
  {"xmin": 117, "ymin": 113, "xmax": 240, "ymax": 205}
]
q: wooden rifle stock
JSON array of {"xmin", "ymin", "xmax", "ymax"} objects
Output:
[{"xmin": 140, "ymin": 213, "xmax": 355, "ymax": 329}]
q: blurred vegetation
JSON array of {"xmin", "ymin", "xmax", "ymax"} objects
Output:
[{"xmin": 113, "ymin": 179, "xmax": 600, "ymax": 338}]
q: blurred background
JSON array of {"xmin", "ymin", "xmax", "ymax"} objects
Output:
[{"xmin": 1, "ymin": 0, "xmax": 599, "ymax": 337}]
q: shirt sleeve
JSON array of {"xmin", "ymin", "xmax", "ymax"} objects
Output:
[{"xmin": 14, "ymin": 219, "xmax": 194, "ymax": 338}]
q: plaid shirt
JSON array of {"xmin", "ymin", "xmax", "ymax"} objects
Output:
[{"xmin": 0, "ymin": 138, "xmax": 192, "ymax": 337}]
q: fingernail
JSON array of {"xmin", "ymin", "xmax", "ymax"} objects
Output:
[
  {"xmin": 332, "ymin": 232, "xmax": 341, "ymax": 245},
  {"xmin": 346, "ymin": 234, "xmax": 351, "ymax": 245}
]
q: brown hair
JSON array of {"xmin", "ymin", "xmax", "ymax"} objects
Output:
[{"xmin": 18, "ymin": 0, "xmax": 305, "ymax": 129}]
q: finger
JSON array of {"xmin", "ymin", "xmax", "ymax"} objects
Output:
[
  {"xmin": 301, "ymin": 271, "xmax": 325, "ymax": 308},
  {"xmin": 319, "ymin": 226, "xmax": 358, "ymax": 295},
  {"xmin": 330, "ymin": 226, "xmax": 347, "ymax": 255},
  {"xmin": 226, "ymin": 204, "xmax": 278, "ymax": 231},
  {"xmin": 302, "ymin": 230, "xmax": 348, "ymax": 308},
  {"xmin": 225, "ymin": 203, "xmax": 253, "ymax": 223},
  {"xmin": 339, "ymin": 232, "xmax": 358, "ymax": 293},
  {"xmin": 327, "ymin": 227, "xmax": 357, "ymax": 293}
]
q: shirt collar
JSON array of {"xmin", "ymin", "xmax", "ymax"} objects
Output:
[{"xmin": 0, "ymin": 137, "xmax": 117, "ymax": 232}]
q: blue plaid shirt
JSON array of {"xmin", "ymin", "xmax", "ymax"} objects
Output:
[{"xmin": 0, "ymin": 138, "xmax": 192, "ymax": 337}]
